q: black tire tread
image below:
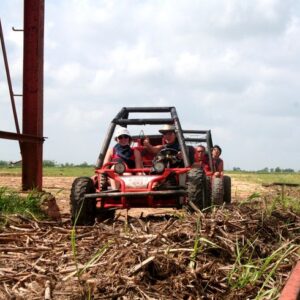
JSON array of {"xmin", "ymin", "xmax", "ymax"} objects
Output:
[
  {"xmin": 70, "ymin": 177, "xmax": 96, "ymax": 226},
  {"xmin": 223, "ymin": 175, "xmax": 232, "ymax": 203},
  {"xmin": 211, "ymin": 177, "xmax": 224, "ymax": 205},
  {"xmin": 187, "ymin": 168, "xmax": 211, "ymax": 210}
]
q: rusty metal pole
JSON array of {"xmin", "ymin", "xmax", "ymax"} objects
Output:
[
  {"xmin": 22, "ymin": 0, "xmax": 44, "ymax": 190},
  {"xmin": 0, "ymin": 20, "xmax": 21, "ymax": 138}
]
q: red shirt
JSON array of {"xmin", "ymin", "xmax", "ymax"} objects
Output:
[{"xmin": 213, "ymin": 157, "xmax": 223, "ymax": 172}]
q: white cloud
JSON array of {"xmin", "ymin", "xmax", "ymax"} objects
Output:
[
  {"xmin": 89, "ymin": 68, "xmax": 115, "ymax": 91},
  {"xmin": 54, "ymin": 63, "xmax": 82, "ymax": 85},
  {"xmin": 46, "ymin": 106, "xmax": 105, "ymax": 132},
  {"xmin": 108, "ymin": 42, "xmax": 162, "ymax": 76}
]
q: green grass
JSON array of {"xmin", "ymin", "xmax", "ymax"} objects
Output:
[
  {"xmin": 0, "ymin": 166, "xmax": 94, "ymax": 177},
  {"xmin": 0, "ymin": 187, "xmax": 46, "ymax": 219},
  {"xmin": 227, "ymin": 171, "xmax": 300, "ymax": 185},
  {"xmin": 228, "ymin": 239, "xmax": 299, "ymax": 299},
  {"xmin": 267, "ymin": 194, "xmax": 300, "ymax": 214},
  {"xmin": 239, "ymin": 190, "xmax": 300, "ymax": 214}
]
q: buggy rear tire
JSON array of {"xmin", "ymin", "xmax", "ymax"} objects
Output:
[
  {"xmin": 211, "ymin": 177, "xmax": 224, "ymax": 205},
  {"xmin": 223, "ymin": 175, "xmax": 231, "ymax": 203},
  {"xmin": 70, "ymin": 177, "xmax": 96, "ymax": 226},
  {"xmin": 206, "ymin": 176, "xmax": 212, "ymax": 207},
  {"xmin": 187, "ymin": 168, "xmax": 211, "ymax": 211}
]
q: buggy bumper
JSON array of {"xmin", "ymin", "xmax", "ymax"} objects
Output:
[{"xmin": 85, "ymin": 189, "xmax": 187, "ymax": 199}]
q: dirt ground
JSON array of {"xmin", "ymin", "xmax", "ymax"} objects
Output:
[{"xmin": 0, "ymin": 176, "xmax": 269, "ymax": 216}]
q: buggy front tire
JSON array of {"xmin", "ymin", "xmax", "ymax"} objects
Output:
[{"xmin": 70, "ymin": 177, "xmax": 96, "ymax": 226}]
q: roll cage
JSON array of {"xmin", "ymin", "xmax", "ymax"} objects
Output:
[{"xmin": 95, "ymin": 106, "xmax": 215, "ymax": 172}]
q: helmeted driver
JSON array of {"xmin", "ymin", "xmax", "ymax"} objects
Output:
[
  {"xmin": 143, "ymin": 124, "xmax": 184, "ymax": 168},
  {"xmin": 143, "ymin": 124, "xmax": 179, "ymax": 154}
]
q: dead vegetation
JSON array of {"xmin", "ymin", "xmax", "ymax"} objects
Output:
[{"xmin": 0, "ymin": 198, "xmax": 299, "ymax": 299}]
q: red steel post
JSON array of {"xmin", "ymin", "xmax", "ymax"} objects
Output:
[{"xmin": 22, "ymin": 0, "xmax": 45, "ymax": 190}]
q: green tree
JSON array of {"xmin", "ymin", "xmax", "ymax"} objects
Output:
[
  {"xmin": 257, "ymin": 167, "xmax": 269, "ymax": 173},
  {"xmin": 78, "ymin": 161, "xmax": 89, "ymax": 167},
  {"xmin": 43, "ymin": 160, "xmax": 56, "ymax": 167},
  {"xmin": 233, "ymin": 167, "xmax": 241, "ymax": 171},
  {"xmin": 282, "ymin": 168, "xmax": 294, "ymax": 173},
  {"xmin": 0, "ymin": 160, "xmax": 8, "ymax": 166}
]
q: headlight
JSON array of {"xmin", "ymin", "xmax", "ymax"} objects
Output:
[
  {"xmin": 114, "ymin": 162, "xmax": 126, "ymax": 174},
  {"xmin": 153, "ymin": 161, "xmax": 165, "ymax": 173}
]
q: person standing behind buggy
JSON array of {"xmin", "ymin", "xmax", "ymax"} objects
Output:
[{"xmin": 212, "ymin": 145, "xmax": 224, "ymax": 177}]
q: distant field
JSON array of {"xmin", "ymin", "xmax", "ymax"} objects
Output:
[
  {"xmin": 0, "ymin": 167, "xmax": 299, "ymax": 185},
  {"xmin": 0, "ymin": 166, "xmax": 94, "ymax": 177},
  {"xmin": 227, "ymin": 171, "xmax": 300, "ymax": 185}
]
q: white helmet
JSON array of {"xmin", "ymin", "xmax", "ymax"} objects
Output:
[{"xmin": 114, "ymin": 127, "xmax": 131, "ymax": 139}]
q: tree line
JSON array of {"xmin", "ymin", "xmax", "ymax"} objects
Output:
[{"xmin": 232, "ymin": 167, "xmax": 297, "ymax": 173}]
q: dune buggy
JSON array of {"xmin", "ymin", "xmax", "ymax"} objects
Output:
[{"xmin": 70, "ymin": 107, "xmax": 231, "ymax": 225}]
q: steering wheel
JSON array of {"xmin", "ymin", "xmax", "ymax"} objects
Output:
[
  {"xmin": 154, "ymin": 147, "xmax": 181, "ymax": 168},
  {"xmin": 159, "ymin": 147, "xmax": 178, "ymax": 156}
]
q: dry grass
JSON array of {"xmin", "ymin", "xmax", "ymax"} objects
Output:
[{"xmin": 0, "ymin": 198, "xmax": 299, "ymax": 299}]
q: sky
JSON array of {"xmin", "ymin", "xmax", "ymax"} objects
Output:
[{"xmin": 0, "ymin": 0, "xmax": 300, "ymax": 171}]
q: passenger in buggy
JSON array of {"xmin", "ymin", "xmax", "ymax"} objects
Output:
[
  {"xmin": 193, "ymin": 145, "xmax": 210, "ymax": 172},
  {"xmin": 212, "ymin": 145, "xmax": 224, "ymax": 177},
  {"xmin": 103, "ymin": 127, "xmax": 143, "ymax": 189}
]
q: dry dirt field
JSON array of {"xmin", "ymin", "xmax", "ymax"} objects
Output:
[{"xmin": 0, "ymin": 176, "xmax": 299, "ymax": 299}]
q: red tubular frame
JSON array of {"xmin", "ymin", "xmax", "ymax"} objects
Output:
[{"xmin": 94, "ymin": 167, "xmax": 190, "ymax": 209}]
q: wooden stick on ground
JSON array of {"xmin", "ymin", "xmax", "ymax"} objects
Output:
[
  {"xmin": 129, "ymin": 256, "xmax": 155, "ymax": 276},
  {"xmin": 44, "ymin": 280, "xmax": 51, "ymax": 300}
]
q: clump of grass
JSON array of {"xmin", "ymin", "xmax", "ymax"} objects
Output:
[
  {"xmin": 71, "ymin": 201, "xmax": 111, "ymax": 278},
  {"xmin": 189, "ymin": 217, "xmax": 220, "ymax": 269},
  {"xmin": 189, "ymin": 217, "xmax": 201, "ymax": 269},
  {"xmin": 247, "ymin": 192, "xmax": 261, "ymax": 201},
  {"xmin": 267, "ymin": 195, "xmax": 300, "ymax": 215},
  {"xmin": 237, "ymin": 192, "xmax": 262, "ymax": 207},
  {"xmin": 228, "ymin": 239, "xmax": 299, "ymax": 298},
  {"xmin": 0, "ymin": 187, "xmax": 46, "ymax": 219},
  {"xmin": 69, "ymin": 202, "xmax": 111, "ymax": 299}
]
